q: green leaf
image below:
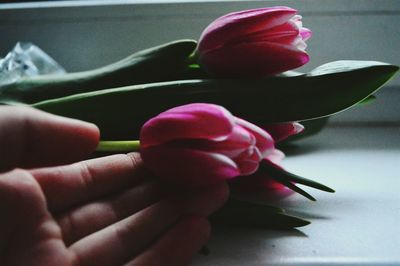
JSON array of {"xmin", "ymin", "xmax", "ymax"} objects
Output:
[
  {"xmin": 211, "ymin": 198, "xmax": 311, "ymax": 229},
  {"xmin": 227, "ymin": 197, "xmax": 285, "ymax": 213},
  {"xmin": 269, "ymin": 176, "xmax": 317, "ymax": 201},
  {"xmin": 283, "ymin": 94, "xmax": 376, "ymax": 143},
  {"xmin": 32, "ymin": 61, "xmax": 398, "ymax": 140},
  {"xmin": 0, "ymin": 40, "xmax": 197, "ymax": 104},
  {"xmin": 261, "ymin": 161, "xmax": 335, "ymax": 193},
  {"xmin": 358, "ymin": 94, "xmax": 377, "ymax": 106},
  {"xmin": 188, "ymin": 63, "xmax": 201, "ymax": 69}
]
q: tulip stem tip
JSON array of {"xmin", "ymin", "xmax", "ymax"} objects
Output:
[
  {"xmin": 186, "ymin": 50, "xmax": 200, "ymax": 65},
  {"xmin": 96, "ymin": 140, "xmax": 140, "ymax": 152}
]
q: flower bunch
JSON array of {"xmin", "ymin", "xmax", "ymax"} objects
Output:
[{"xmin": 2, "ymin": 6, "xmax": 398, "ymax": 228}]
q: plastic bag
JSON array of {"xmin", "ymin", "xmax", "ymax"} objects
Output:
[{"xmin": 0, "ymin": 42, "xmax": 65, "ymax": 86}]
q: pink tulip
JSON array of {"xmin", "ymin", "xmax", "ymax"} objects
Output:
[
  {"xmin": 197, "ymin": 6, "xmax": 312, "ymax": 77},
  {"xmin": 140, "ymin": 103, "xmax": 274, "ymax": 187}
]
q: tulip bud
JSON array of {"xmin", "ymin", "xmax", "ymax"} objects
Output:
[
  {"xmin": 140, "ymin": 103, "xmax": 274, "ymax": 187},
  {"xmin": 197, "ymin": 6, "xmax": 311, "ymax": 77}
]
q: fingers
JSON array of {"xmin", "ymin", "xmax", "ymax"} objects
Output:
[
  {"xmin": 126, "ymin": 216, "xmax": 210, "ymax": 266},
  {"xmin": 0, "ymin": 169, "xmax": 58, "ymax": 258},
  {"xmin": 0, "ymin": 106, "xmax": 99, "ymax": 173},
  {"xmin": 0, "ymin": 170, "xmax": 74, "ymax": 266},
  {"xmin": 58, "ymin": 181, "xmax": 162, "ymax": 246},
  {"xmin": 31, "ymin": 153, "xmax": 149, "ymax": 212},
  {"xmin": 69, "ymin": 183, "xmax": 228, "ymax": 266},
  {"xmin": 0, "ymin": 169, "xmax": 49, "ymax": 244}
]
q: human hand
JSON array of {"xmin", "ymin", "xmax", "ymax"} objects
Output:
[{"xmin": 0, "ymin": 106, "xmax": 229, "ymax": 266}]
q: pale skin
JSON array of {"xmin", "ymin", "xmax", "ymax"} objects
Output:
[{"xmin": 0, "ymin": 106, "xmax": 229, "ymax": 266}]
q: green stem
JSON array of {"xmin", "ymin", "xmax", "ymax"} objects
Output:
[
  {"xmin": 186, "ymin": 49, "xmax": 200, "ymax": 66},
  {"xmin": 96, "ymin": 140, "xmax": 140, "ymax": 152}
]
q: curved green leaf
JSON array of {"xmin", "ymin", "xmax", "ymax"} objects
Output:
[
  {"xmin": 211, "ymin": 198, "xmax": 311, "ymax": 229},
  {"xmin": 358, "ymin": 94, "xmax": 377, "ymax": 106},
  {"xmin": 32, "ymin": 61, "xmax": 398, "ymax": 140},
  {"xmin": 0, "ymin": 40, "xmax": 197, "ymax": 104},
  {"xmin": 283, "ymin": 94, "xmax": 377, "ymax": 143}
]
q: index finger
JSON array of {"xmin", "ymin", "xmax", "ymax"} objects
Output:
[
  {"xmin": 0, "ymin": 106, "xmax": 99, "ymax": 172},
  {"xmin": 30, "ymin": 153, "xmax": 151, "ymax": 211}
]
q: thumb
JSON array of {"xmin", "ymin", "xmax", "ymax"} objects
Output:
[{"xmin": 0, "ymin": 106, "xmax": 100, "ymax": 173}]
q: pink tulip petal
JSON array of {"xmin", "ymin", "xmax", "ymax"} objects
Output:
[
  {"xmin": 300, "ymin": 27, "xmax": 312, "ymax": 41},
  {"xmin": 199, "ymin": 7, "xmax": 297, "ymax": 53},
  {"xmin": 200, "ymin": 40, "xmax": 309, "ymax": 77},
  {"xmin": 245, "ymin": 20, "xmax": 299, "ymax": 44},
  {"xmin": 235, "ymin": 118, "xmax": 274, "ymax": 157},
  {"xmin": 292, "ymin": 15, "xmax": 303, "ymax": 25},
  {"xmin": 200, "ymin": 124, "xmax": 256, "ymax": 158},
  {"xmin": 141, "ymin": 145, "xmax": 240, "ymax": 187},
  {"xmin": 293, "ymin": 36, "xmax": 307, "ymax": 51},
  {"xmin": 237, "ymin": 159, "xmax": 260, "ymax": 176},
  {"xmin": 293, "ymin": 122, "xmax": 305, "ymax": 134},
  {"xmin": 140, "ymin": 103, "xmax": 234, "ymax": 147},
  {"xmin": 234, "ymin": 146, "xmax": 263, "ymax": 175},
  {"xmin": 263, "ymin": 122, "xmax": 304, "ymax": 143},
  {"xmin": 265, "ymin": 149, "xmax": 285, "ymax": 165},
  {"xmin": 220, "ymin": 6, "xmax": 295, "ymax": 21}
]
